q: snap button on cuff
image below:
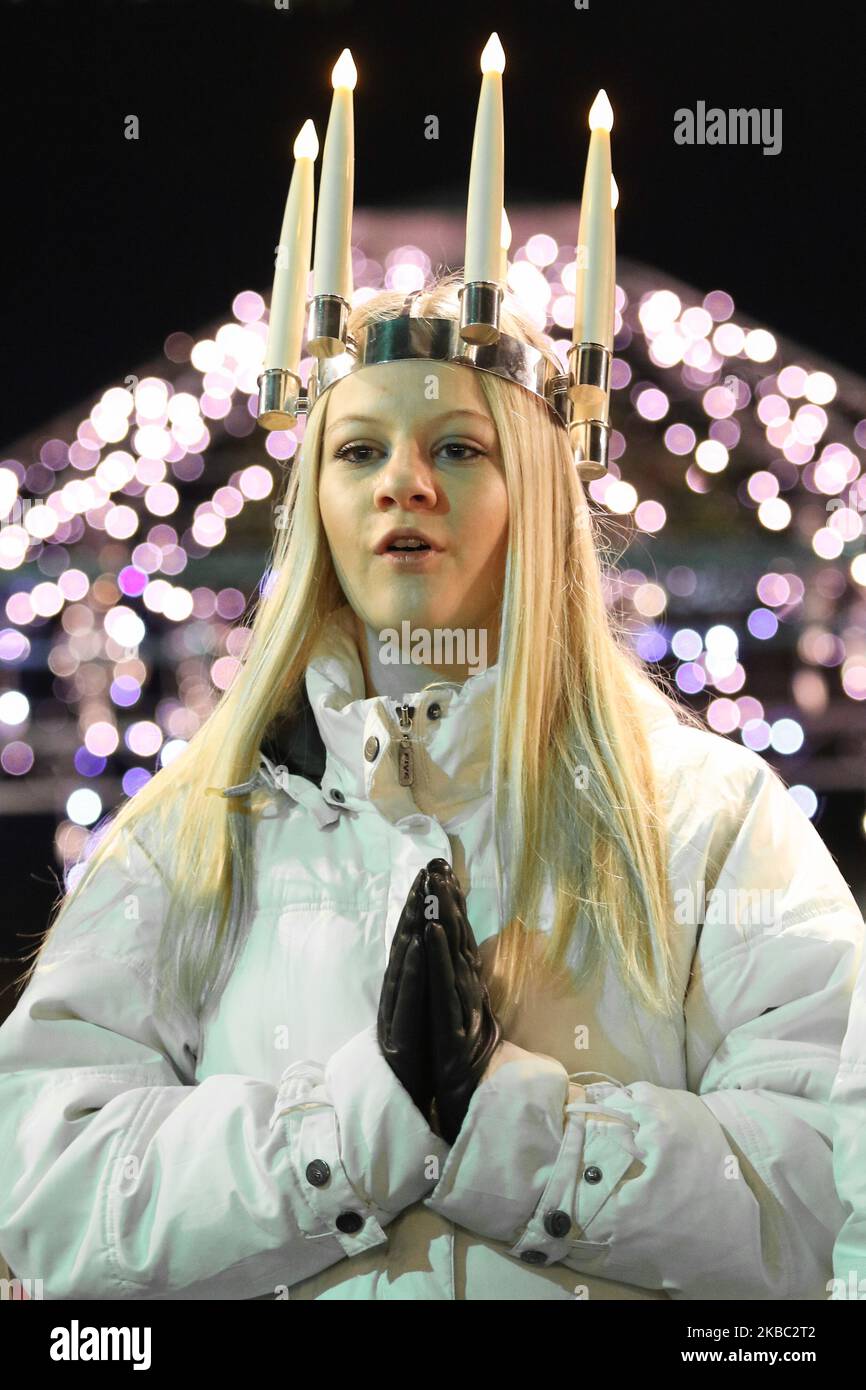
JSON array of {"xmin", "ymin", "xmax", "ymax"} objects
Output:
[
  {"xmin": 328, "ymin": 788, "xmax": 345, "ymax": 803},
  {"xmin": 364, "ymin": 736, "xmax": 380, "ymax": 762},
  {"xmin": 543, "ymin": 1209, "xmax": 572, "ymax": 1238},
  {"xmin": 583, "ymin": 1165, "xmax": 603, "ymax": 1184},
  {"xmin": 335, "ymin": 1211, "xmax": 365, "ymax": 1234},
  {"xmin": 519, "ymin": 1249, "xmax": 548, "ymax": 1265},
  {"xmin": 305, "ymin": 1159, "xmax": 331, "ymax": 1187}
]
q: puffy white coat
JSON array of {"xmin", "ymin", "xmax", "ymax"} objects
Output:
[
  {"xmin": 831, "ymin": 911, "xmax": 866, "ymax": 1297},
  {"xmin": 0, "ymin": 603, "xmax": 862, "ymax": 1300}
]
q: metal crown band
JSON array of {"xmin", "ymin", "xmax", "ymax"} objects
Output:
[
  {"xmin": 300, "ymin": 312, "xmax": 572, "ymax": 432},
  {"xmin": 257, "ymin": 286, "xmax": 611, "ymax": 478}
]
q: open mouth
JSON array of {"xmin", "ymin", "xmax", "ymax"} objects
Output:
[{"xmin": 378, "ymin": 542, "xmax": 440, "ymax": 565}]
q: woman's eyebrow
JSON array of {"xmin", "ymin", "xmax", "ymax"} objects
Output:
[{"xmin": 325, "ymin": 409, "xmax": 493, "ymax": 438}]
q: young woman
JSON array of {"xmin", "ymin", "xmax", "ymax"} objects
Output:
[{"xmin": 0, "ymin": 274, "xmax": 862, "ymax": 1301}]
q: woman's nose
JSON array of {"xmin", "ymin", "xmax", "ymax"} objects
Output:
[{"xmin": 373, "ymin": 443, "xmax": 438, "ymax": 505}]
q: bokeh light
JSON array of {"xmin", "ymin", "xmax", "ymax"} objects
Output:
[{"xmin": 0, "ymin": 235, "xmax": 861, "ymax": 881}]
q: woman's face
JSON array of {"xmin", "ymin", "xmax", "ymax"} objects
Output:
[{"xmin": 318, "ymin": 358, "xmax": 509, "ymax": 645}]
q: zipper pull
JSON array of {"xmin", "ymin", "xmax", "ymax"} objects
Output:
[{"xmin": 395, "ymin": 703, "xmax": 415, "ymax": 786}]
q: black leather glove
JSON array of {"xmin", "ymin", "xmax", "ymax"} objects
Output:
[
  {"xmin": 423, "ymin": 858, "xmax": 502, "ymax": 1144},
  {"xmin": 376, "ymin": 866, "xmax": 435, "ymax": 1122}
]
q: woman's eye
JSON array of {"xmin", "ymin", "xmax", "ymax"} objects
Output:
[
  {"xmin": 334, "ymin": 444, "xmax": 375, "ymax": 463},
  {"xmin": 334, "ymin": 441, "xmax": 482, "ymax": 464},
  {"xmin": 441, "ymin": 442, "xmax": 482, "ymax": 459}
]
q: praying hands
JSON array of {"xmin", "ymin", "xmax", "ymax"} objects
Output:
[{"xmin": 377, "ymin": 858, "xmax": 503, "ymax": 1144}]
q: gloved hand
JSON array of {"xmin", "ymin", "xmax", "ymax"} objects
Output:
[
  {"xmin": 376, "ymin": 866, "xmax": 435, "ymax": 1123},
  {"xmin": 423, "ymin": 857, "xmax": 502, "ymax": 1144}
]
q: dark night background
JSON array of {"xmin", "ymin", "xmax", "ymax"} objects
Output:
[
  {"xmin": 1, "ymin": 0, "xmax": 864, "ymax": 1009},
  {"xmin": 3, "ymin": 0, "xmax": 863, "ymax": 450}
]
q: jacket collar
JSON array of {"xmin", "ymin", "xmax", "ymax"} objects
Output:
[
  {"xmin": 260, "ymin": 604, "xmax": 680, "ymax": 828},
  {"xmin": 263, "ymin": 604, "xmax": 499, "ymax": 828}
]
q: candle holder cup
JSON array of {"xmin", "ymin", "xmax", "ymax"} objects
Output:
[
  {"xmin": 458, "ymin": 280, "xmax": 503, "ymax": 346},
  {"xmin": 256, "ymin": 367, "xmax": 304, "ymax": 430},
  {"xmin": 569, "ymin": 416, "xmax": 610, "ymax": 480},
  {"xmin": 307, "ymin": 292, "xmax": 352, "ymax": 357},
  {"xmin": 567, "ymin": 341, "xmax": 611, "ymax": 479}
]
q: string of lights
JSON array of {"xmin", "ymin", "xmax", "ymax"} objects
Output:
[{"xmin": 1, "ymin": 218, "xmax": 864, "ymax": 885}]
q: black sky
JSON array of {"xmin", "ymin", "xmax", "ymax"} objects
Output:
[{"xmin": 3, "ymin": 0, "xmax": 863, "ymax": 449}]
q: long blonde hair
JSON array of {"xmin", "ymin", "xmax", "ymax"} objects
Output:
[{"xmin": 22, "ymin": 271, "xmax": 710, "ymax": 1032}]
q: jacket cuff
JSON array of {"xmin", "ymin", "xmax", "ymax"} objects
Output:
[
  {"xmin": 506, "ymin": 1083, "xmax": 639, "ymax": 1266},
  {"xmin": 422, "ymin": 1045, "xmax": 571, "ymax": 1243},
  {"xmin": 270, "ymin": 1023, "xmax": 450, "ymax": 1257},
  {"xmin": 423, "ymin": 1054, "xmax": 639, "ymax": 1268}
]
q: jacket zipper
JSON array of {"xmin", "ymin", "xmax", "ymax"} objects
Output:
[{"xmin": 395, "ymin": 703, "xmax": 415, "ymax": 786}]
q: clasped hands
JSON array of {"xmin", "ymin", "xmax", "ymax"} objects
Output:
[{"xmin": 376, "ymin": 858, "xmax": 503, "ymax": 1145}]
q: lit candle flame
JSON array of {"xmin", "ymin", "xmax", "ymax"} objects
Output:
[
  {"xmin": 480, "ymin": 32, "xmax": 506, "ymax": 74},
  {"xmin": 293, "ymin": 119, "xmax": 319, "ymax": 161},
  {"xmin": 331, "ymin": 48, "xmax": 357, "ymax": 90},
  {"xmin": 589, "ymin": 89, "xmax": 613, "ymax": 132}
]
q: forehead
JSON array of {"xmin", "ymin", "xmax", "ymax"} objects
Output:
[{"xmin": 322, "ymin": 358, "xmax": 493, "ymax": 432}]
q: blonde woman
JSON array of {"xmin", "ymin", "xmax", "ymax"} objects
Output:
[{"xmin": 0, "ymin": 275, "xmax": 862, "ymax": 1301}]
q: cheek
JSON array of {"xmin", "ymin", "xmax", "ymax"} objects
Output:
[
  {"xmin": 317, "ymin": 474, "xmax": 332, "ymax": 535},
  {"xmin": 461, "ymin": 474, "xmax": 508, "ymax": 552},
  {"xmin": 318, "ymin": 473, "xmax": 353, "ymax": 553}
]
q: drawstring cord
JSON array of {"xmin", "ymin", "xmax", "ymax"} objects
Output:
[
  {"xmin": 566, "ymin": 1069, "xmax": 630, "ymax": 1088},
  {"xmin": 215, "ymin": 774, "xmax": 262, "ymax": 798},
  {"xmin": 270, "ymin": 1066, "xmax": 383, "ymax": 1236},
  {"xmin": 565, "ymin": 1069, "xmax": 638, "ymax": 1129},
  {"xmin": 205, "ymin": 753, "xmax": 342, "ymax": 828}
]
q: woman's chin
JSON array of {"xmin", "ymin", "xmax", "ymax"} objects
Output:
[{"xmin": 356, "ymin": 600, "xmax": 469, "ymax": 640}]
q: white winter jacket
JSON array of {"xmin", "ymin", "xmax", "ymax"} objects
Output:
[
  {"xmin": 830, "ymin": 916, "xmax": 866, "ymax": 1297},
  {"xmin": 0, "ymin": 601, "xmax": 863, "ymax": 1301}
]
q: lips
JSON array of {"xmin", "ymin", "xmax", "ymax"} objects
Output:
[
  {"xmin": 377, "ymin": 546, "xmax": 441, "ymax": 567},
  {"xmin": 374, "ymin": 528, "xmax": 442, "ymax": 555}
]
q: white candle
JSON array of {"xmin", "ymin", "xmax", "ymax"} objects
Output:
[
  {"xmin": 608, "ymin": 174, "xmax": 618, "ymax": 346},
  {"xmin": 312, "ymin": 48, "xmax": 357, "ymax": 301},
  {"xmin": 345, "ymin": 237, "xmax": 354, "ymax": 306},
  {"xmin": 464, "ymin": 32, "xmax": 505, "ymax": 286},
  {"xmin": 499, "ymin": 208, "xmax": 512, "ymax": 286},
  {"xmin": 572, "ymin": 89, "xmax": 614, "ymax": 352},
  {"xmin": 264, "ymin": 119, "xmax": 318, "ymax": 373}
]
